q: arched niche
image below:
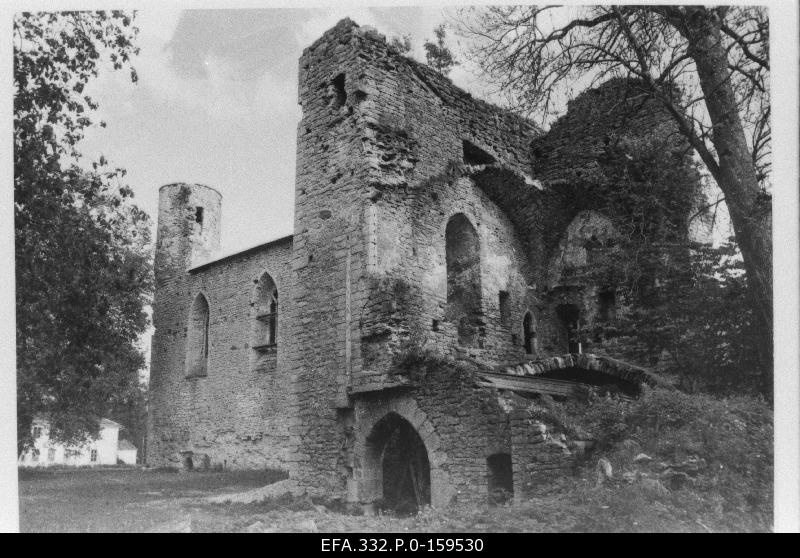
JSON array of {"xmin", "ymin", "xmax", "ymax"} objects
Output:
[
  {"xmin": 186, "ymin": 293, "xmax": 210, "ymax": 378},
  {"xmin": 445, "ymin": 213, "xmax": 482, "ymax": 346},
  {"xmin": 555, "ymin": 210, "xmax": 618, "ymax": 272}
]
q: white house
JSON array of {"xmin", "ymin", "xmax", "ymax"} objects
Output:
[
  {"xmin": 117, "ymin": 439, "xmax": 138, "ymax": 465},
  {"xmin": 18, "ymin": 417, "xmax": 135, "ymax": 467}
]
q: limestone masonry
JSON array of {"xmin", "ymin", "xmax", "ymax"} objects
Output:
[{"xmin": 148, "ymin": 19, "xmax": 687, "ymax": 509}]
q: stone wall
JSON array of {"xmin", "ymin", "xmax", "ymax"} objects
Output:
[
  {"xmin": 351, "ymin": 362, "xmax": 511, "ymax": 508},
  {"xmin": 149, "ymin": 183, "xmax": 299, "ymax": 469},
  {"xmin": 323, "ymin": 20, "xmax": 548, "ymax": 370},
  {"xmin": 509, "ymin": 410, "xmax": 575, "ymax": 500}
]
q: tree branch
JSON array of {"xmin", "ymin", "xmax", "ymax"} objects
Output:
[{"xmin": 720, "ymin": 22, "xmax": 769, "ymax": 70}]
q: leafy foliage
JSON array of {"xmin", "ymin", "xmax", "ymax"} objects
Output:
[
  {"xmin": 544, "ymin": 113, "xmax": 766, "ymax": 394},
  {"xmin": 14, "ymin": 11, "xmax": 152, "ymax": 452},
  {"xmin": 521, "ymin": 387, "xmax": 772, "ymax": 531},
  {"xmin": 597, "ymin": 240, "xmax": 766, "ymax": 395},
  {"xmin": 388, "ymin": 34, "xmax": 412, "ymax": 55},
  {"xmin": 424, "ymin": 25, "xmax": 458, "ymax": 76},
  {"xmin": 574, "ymin": 135, "xmax": 766, "ymax": 392},
  {"xmin": 390, "ymin": 345, "xmax": 487, "ymax": 389},
  {"xmin": 588, "ymin": 388, "xmax": 771, "ymax": 524}
]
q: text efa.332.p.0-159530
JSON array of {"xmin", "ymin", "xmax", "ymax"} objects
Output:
[{"xmin": 321, "ymin": 538, "xmax": 484, "ymax": 552}]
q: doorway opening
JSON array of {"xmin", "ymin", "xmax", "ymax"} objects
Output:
[{"xmin": 365, "ymin": 413, "xmax": 431, "ymax": 514}]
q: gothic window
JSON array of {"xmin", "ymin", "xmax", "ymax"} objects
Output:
[
  {"xmin": 186, "ymin": 293, "xmax": 210, "ymax": 378},
  {"xmin": 254, "ymin": 272, "xmax": 278, "ymax": 351},
  {"xmin": 445, "ymin": 214, "xmax": 482, "ymax": 346}
]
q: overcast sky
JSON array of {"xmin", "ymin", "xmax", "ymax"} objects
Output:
[{"xmin": 78, "ymin": 6, "xmax": 492, "ymax": 254}]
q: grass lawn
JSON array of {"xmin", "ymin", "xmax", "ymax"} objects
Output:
[
  {"xmin": 184, "ymin": 482, "xmax": 770, "ymax": 533},
  {"xmin": 18, "ymin": 466, "xmax": 770, "ymax": 532},
  {"xmin": 18, "ymin": 467, "xmax": 287, "ymax": 532}
]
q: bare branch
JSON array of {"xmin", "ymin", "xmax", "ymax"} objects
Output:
[{"xmin": 720, "ymin": 23, "xmax": 769, "ymax": 70}]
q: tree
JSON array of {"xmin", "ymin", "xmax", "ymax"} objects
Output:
[
  {"xmin": 459, "ymin": 5, "xmax": 772, "ymax": 381},
  {"xmin": 628, "ymin": 240, "xmax": 764, "ymax": 396},
  {"xmin": 389, "ymin": 34, "xmax": 413, "ymax": 55},
  {"xmin": 109, "ymin": 380, "xmax": 148, "ymax": 464},
  {"xmin": 14, "ymin": 11, "xmax": 152, "ymax": 453},
  {"xmin": 424, "ymin": 24, "xmax": 459, "ymax": 76}
]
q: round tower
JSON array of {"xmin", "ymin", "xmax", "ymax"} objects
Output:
[{"xmin": 154, "ymin": 183, "xmax": 222, "ymax": 283}]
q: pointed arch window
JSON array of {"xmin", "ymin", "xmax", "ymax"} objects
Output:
[
  {"xmin": 187, "ymin": 293, "xmax": 210, "ymax": 377},
  {"xmin": 254, "ymin": 272, "xmax": 278, "ymax": 351}
]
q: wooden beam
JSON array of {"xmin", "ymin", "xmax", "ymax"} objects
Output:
[{"xmin": 480, "ymin": 372, "xmax": 632, "ymax": 400}]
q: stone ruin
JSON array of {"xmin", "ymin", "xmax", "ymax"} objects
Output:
[{"xmin": 147, "ymin": 19, "xmax": 689, "ymax": 511}]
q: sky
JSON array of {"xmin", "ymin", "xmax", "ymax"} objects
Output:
[{"xmin": 78, "ymin": 5, "xmax": 490, "ymax": 255}]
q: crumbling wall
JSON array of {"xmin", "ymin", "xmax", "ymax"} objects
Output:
[
  {"xmin": 330, "ymin": 20, "xmax": 544, "ymax": 371},
  {"xmin": 533, "ymin": 79, "xmax": 699, "ymax": 358}
]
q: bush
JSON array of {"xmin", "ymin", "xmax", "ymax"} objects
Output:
[
  {"xmin": 570, "ymin": 386, "xmax": 773, "ymax": 527},
  {"xmin": 391, "ymin": 345, "xmax": 488, "ymax": 387}
]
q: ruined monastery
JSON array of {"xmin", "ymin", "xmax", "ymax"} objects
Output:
[{"xmin": 148, "ymin": 20, "xmax": 692, "ymax": 510}]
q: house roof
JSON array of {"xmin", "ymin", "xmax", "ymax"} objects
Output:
[
  {"xmin": 32, "ymin": 415, "xmax": 123, "ymax": 430},
  {"xmin": 188, "ymin": 233, "xmax": 294, "ymax": 273},
  {"xmin": 100, "ymin": 418, "xmax": 122, "ymax": 429},
  {"xmin": 118, "ymin": 439, "xmax": 137, "ymax": 451}
]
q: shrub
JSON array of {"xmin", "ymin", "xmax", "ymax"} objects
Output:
[{"xmin": 571, "ymin": 386, "xmax": 772, "ymax": 525}]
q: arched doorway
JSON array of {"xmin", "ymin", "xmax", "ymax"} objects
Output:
[{"xmin": 364, "ymin": 413, "xmax": 431, "ymax": 514}]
